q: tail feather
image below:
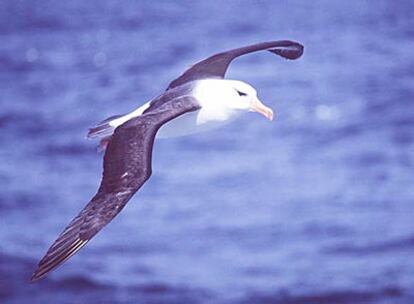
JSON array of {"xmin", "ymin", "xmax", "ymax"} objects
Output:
[
  {"xmin": 87, "ymin": 102, "xmax": 151, "ymax": 140},
  {"xmin": 87, "ymin": 123, "xmax": 115, "ymax": 139},
  {"xmin": 87, "ymin": 122, "xmax": 115, "ymax": 152},
  {"xmin": 87, "ymin": 114, "xmax": 125, "ymax": 139}
]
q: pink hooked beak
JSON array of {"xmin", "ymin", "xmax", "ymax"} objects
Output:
[{"xmin": 249, "ymin": 98, "xmax": 274, "ymax": 121}]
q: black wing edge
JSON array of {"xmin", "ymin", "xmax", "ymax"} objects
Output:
[
  {"xmin": 30, "ymin": 95, "xmax": 201, "ymax": 282},
  {"xmin": 267, "ymin": 42, "xmax": 304, "ymax": 60},
  {"xmin": 167, "ymin": 40, "xmax": 304, "ymax": 90}
]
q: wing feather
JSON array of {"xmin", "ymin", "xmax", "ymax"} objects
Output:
[
  {"xmin": 167, "ymin": 40, "xmax": 304, "ymax": 90},
  {"xmin": 31, "ymin": 95, "xmax": 200, "ymax": 282}
]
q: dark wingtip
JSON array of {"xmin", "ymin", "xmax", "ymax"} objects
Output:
[
  {"xmin": 30, "ymin": 270, "xmax": 43, "ymax": 283},
  {"xmin": 30, "ymin": 238, "xmax": 89, "ymax": 284},
  {"xmin": 269, "ymin": 42, "xmax": 304, "ymax": 60},
  {"xmin": 30, "ymin": 263, "xmax": 52, "ymax": 282}
]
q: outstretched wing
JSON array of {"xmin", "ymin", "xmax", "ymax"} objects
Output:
[
  {"xmin": 31, "ymin": 96, "xmax": 200, "ymax": 282},
  {"xmin": 167, "ymin": 40, "xmax": 304, "ymax": 90}
]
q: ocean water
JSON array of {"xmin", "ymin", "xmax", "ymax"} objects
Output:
[{"xmin": 1, "ymin": 1, "xmax": 414, "ymax": 303}]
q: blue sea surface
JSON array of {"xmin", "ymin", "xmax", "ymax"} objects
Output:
[{"xmin": 1, "ymin": 1, "xmax": 414, "ymax": 303}]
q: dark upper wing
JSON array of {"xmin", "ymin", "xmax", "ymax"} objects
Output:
[
  {"xmin": 167, "ymin": 40, "xmax": 304, "ymax": 90},
  {"xmin": 31, "ymin": 96, "xmax": 200, "ymax": 282}
]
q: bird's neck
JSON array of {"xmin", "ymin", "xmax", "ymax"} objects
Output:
[{"xmin": 193, "ymin": 79, "xmax": 244, "ymax": 122}]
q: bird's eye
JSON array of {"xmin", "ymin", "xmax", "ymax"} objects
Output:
[{"xmin": 236, "ymin": 90, "xmax": 247, "ymax": 97}]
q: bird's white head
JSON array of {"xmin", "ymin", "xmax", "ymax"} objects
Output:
[
  {"xmin": 194, "ymin": 79, "xmax": 274, "ymax": 123},
  {"xmin": 227, "ymin": 80, "xmax": 274, "ymax": 120}
]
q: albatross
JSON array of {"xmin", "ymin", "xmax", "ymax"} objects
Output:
[{"xmin": 31, "ymin": 40, "xmax": 304, "ymax": 281}]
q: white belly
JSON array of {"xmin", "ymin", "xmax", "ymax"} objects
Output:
[
  {"xmin": 107, "ymin": 102, "xmax": 241, "ymax": 139},
  {"xmin": 108, "ymin": 78, "xmax": 248, "ymax": 139},
  {"xmin": 157, "ymin": 109, "xmax": 242, "ymax": 138}
]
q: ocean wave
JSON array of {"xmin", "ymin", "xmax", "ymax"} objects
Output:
[
  {"xmin": 241, "ymin": 287, "xmax": 405, "ymax": 304},
  {"xmin": 324, "ymin": 235, "xmax": 414, "ymax": 255}
]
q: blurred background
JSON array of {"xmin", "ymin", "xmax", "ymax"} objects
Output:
[{"xmin": 1, "ymin": 0, "xmax": 413, "ymax": 303}]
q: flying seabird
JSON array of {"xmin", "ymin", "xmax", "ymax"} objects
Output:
[{"xmin": 31, "ymin": 40, "xmax": 304, "ymax": 281}]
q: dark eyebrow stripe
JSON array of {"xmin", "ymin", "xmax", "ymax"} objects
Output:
[{"xmin": 235, "ymin": 89, "xmax": 247, "ymax": 96}]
